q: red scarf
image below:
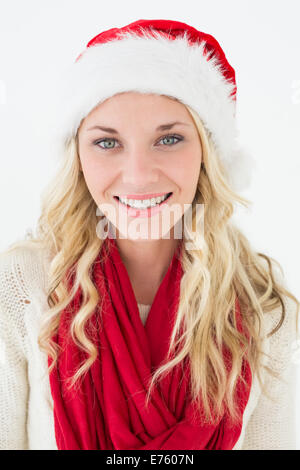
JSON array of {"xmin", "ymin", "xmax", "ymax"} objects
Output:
[{"xmin": 48, "ymin": 237, "xmax": 252, "ymax": 450}]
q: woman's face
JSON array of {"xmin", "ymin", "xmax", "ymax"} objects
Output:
[{"xmin": 77, "ymin": 92, "xmax": 202, "ymax": 240}]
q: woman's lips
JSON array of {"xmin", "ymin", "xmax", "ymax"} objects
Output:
[
  {"xmin": 113, "ymin": 192, "xmax": 173, "ymax": 218},
  {"xmin": 114, "ymin": 192, "xmax": 171, "ymax": 200}
]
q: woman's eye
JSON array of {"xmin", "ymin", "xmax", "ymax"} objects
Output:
[
  {"xmin": 95, "ymin": 138, "xmax": 120, "ymax": 150},
  {"xmin": 158, "ymin": 134, "xmax": 183, "ymax": 146},
  {"xmin": 93, "ymin": 134, "xmax": 183, "ymax": 150}
]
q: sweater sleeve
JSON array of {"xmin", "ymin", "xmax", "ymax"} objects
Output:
[
  {"xmin": 0, "ymin": 249, "xmax": 30, "ymax": 450},
  {"xmin": 241, "ymin": 266, "xmax": 299, "ymax": 450}
]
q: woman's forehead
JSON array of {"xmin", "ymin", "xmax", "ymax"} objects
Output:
[{"xmin": 79, "ymin": 92, "xmax": 191, "ymax": 131}]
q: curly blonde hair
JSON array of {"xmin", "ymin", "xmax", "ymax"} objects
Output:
[{"xmin": 4, "ymin": 99, "xmax": 299, "ymax": 426}]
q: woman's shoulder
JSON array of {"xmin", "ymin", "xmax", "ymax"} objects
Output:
[
  {"xmin": 241, "ymin": 259, "xmax": 299, "ymax": 450},
  {"xmin": 0, "ymin": 240, "xmax": 53, "ymax": 356},
  {"xmin": 0, "ymin": 241, "xmax": 50, "ymax": 297},
  {"xmin": 258, "ymin": 257, "xmax": 299, "ymax": 382},
  {"xmin": 0, "ymin": 241, "xmax": 51, "ymax": 336}
]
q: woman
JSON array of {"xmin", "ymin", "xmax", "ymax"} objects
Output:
[{"xmin": 0, "ymin": 19, "xmax": 299, "ymax": 450}]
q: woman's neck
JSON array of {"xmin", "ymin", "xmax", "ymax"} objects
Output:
[{"xmin": 115, "ymin": 235, "xmax": 181, "ymax": 306}]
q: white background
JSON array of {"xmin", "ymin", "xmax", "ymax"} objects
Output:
[{"xmin": 0, "ymin": 0, "xmax": 299, "ymax": 447}]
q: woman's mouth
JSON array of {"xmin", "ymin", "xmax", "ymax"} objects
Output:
[
  {"xmin": 113, "ymin": 192, "xmax": 173, "ymax": 218},
  {"xmin": 113, "ymin": 192, "xmax": 173, "ymax": 210}
]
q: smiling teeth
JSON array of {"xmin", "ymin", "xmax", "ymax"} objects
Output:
[{"xmin": 119, "ymin": 194, "xmax": 169, "ymax": 209}]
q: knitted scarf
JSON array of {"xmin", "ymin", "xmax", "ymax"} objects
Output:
[{"xmin": 48, "ymin": 237, "xmax": 252, "ymax": 450}]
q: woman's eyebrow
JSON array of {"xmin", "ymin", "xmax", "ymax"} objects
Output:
[{"xmin": 86, "ymin": 121, "xmax": 190, "ymax": 134}]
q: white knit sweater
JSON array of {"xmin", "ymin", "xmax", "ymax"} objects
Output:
[{"xmin": 0, "ymin": 244, "xmax": 299, "ymax": 450}]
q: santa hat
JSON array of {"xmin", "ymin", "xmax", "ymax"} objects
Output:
[{"xmin": 50, "ymin": 19, "xmax": 256, "ymax": 192}]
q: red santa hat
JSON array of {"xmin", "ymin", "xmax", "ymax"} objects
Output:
[{"xmin": 51, "ymin": 19, "xmax": 256, "ymax": 192}]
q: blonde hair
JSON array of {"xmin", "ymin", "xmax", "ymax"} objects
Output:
[{"xmin": 3, "ymin": 98, "xmax": 299, "ymax": 426}]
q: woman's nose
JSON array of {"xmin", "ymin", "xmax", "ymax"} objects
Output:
[{"xmin": 121, "ymin": 150, "xmax": 159, "ymax": 185}]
